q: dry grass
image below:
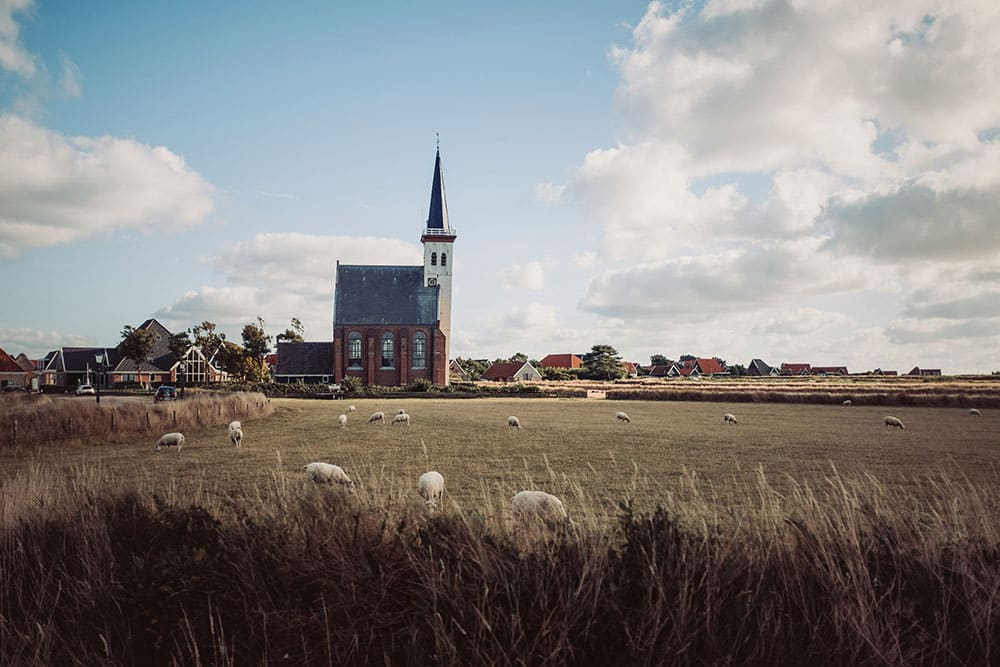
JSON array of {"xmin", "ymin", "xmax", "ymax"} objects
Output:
[{"xmin": 1, "ymin": 395, "xmax": 1000, "ymax": 664}]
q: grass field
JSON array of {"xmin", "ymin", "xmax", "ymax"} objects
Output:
[
  {"xmin": 3, "ymin": 396, "xmax": 998, "ymax": 524},
  {"xmin": 3, "ymin": 394, "xmax": 1000, "ymax": 664}
]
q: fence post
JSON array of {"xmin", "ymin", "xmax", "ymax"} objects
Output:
[
  {"xmin": 111, "ymin": 412, "xmax": 115, "ymax": 430},
  {"xmin": 12, "ymin": 418, "xmax": 16, "ymax": 445}
]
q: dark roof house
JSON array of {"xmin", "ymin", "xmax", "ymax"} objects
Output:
[{"xmin": 274, "ymin": 342, "xmax": 334, "ymax": 384}]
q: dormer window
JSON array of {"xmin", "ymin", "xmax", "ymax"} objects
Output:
[{"xmin": 431, "ymin": 252, "xmax": 437, "ymax": 266}]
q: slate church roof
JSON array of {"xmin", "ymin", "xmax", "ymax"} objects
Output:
[
  {"xmin": 426, "ymin": 148, "xmax": 450, "ymax": 231},
  {"xmin": 275, "ymin": 342, "xmax": 333, "ymax": 377},
  {"xmin": 334, "ymin": 265, "xmax": 439, "ymax": 326}
]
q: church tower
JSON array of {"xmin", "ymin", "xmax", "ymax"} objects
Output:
[{"xmin": 422, "ymin": 146, "xmax": 456, "ymax": 384}]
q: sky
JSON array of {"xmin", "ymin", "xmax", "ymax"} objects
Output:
[{"xmin": 1, "ymin": 0, "xmax": 998, "ymax": 375}]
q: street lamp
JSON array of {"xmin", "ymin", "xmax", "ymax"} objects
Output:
[
  {"xmin": 178, "ymin": 361, "xmax": 186, "ymax": 399},
  {"xmin": 94, "ymin": 352, "xmax": 104, "ymax": 405}
]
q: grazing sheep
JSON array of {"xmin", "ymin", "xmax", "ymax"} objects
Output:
[
  {"xmin": 511, "ymin": 490, "xmax": 568, "ymax": 524},
  {"xmin": 884, "ymin": 415, "xmax": 906, "ymax": 429},
  {"xmin": 392, "ymin": 412, "xmax": 410, "ymax": 426},
  {"xmin": 507, "ymin": 415, "xmax": 521, "ymax": 430},
  {"xmin": 397, "ymin": 408, "xmax": 407, "ymax": 415},
  {"xmin": 348, "ymin": 405, "xmax": 356, "ymax": 413},
  {"xmin": 338, "ymin": 414, "xmax": 347, "ymax": 428},
  {"xmin": 156, "ymin": 432, "xmax": 185, "ymax": 451},
  {"xmin": 227, "ymin": 420, "xmax": 243, "ymax": 447},
  {"xmin": 418, "ymin": 471, "xmax": 445, "ymax": 508},
  {"xmin": 842, "ymin": 399, "xmax": 852, "ymax": 406},
  {"xmin": 969, "ymin": 408, "xmax": 982, "ymax": 416},
  {"xmin": 615, "ymin": 411, "xmax": 631, "ymax": 423},
  {"xmin": 724, "ymin": 413, "xmax": 739, "ymax": 424},
  {"xmin": 368, "ymin": 411, "xmax": 385, "ymax": 424},
  {"xmin": 303, "ymin": 462, "xmax": 356, "ymax": 493}
]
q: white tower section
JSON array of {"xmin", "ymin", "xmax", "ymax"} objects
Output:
[{"xmin": 421, "ymin": 147, "xmax": 457, "ymax": 383}]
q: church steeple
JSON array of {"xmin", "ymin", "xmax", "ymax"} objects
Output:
[{"xmin": 426, "ymin": 145, "xmax": 450, "ymax": 231}]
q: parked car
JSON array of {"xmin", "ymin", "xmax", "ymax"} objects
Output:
[
  {"xmin": 76, "ymin": 384, "xmax": 95, "ymax": 396},
  {"xmin": 154, "ymin": 385, "xmax": 178, "ymax": 402},
  {"xmin": 2, "ymin": 385, "xmax": 27, "ymax": 392}
]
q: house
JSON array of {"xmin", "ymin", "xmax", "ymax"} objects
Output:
[
  {"xmin": 110, "ymin": 318, "xmax": 177, "ymax": 388},
  {"xmin": 481, "ymin": 361, "xmax": 541, "ymax": 382},
  {"xmin": 539, "ymin": 353, "xmax": 582, "ymax": 369},
  {"xmin": 333, "ymin": 148, "xmax": 456, "ymax": 387},
  {"xmin": 0, "ymin": 347, "xmax": 27, "ymax": 388},
  {"xmin": 174, "ymin": 346, "xmax": 230, "ymax": 385},
  {"xmin": 908, "ymin": 366, "xmax": 942, "ymax": 376},
  {"xmin": 811, "ymin": 366, "xmax": 849, "ymax": 376},
  {"xmin": 869, "ymin": 368, "xmax": 898, "ymax": 376},
  {"xmin": 40, "ymin": 346, "xmax": 121, "ymax": 389},
  {"xmin": 668, "ymin": 358, "xmax": 729, "ymax": 378},
  {"xmin": 748, "ymin": 358, "xmax": 779, "ymax": 377},
  {"xmin": 780, "ymin": 363, "xmax": 812, "ymax": 376},
  {"xmin": 646, "ymin": 364, "xmax": 673, "ymax": 378},
  {"xmin": 449, "ymin": 359, "xmax": 471, "ymax": 382},
  {"xmin": 623, "ymin": 361, "xmax": 638, "ymax": 378},
  {"xmin": 273, "ymin": 342, "xmax": 335, "ymax": 385}
]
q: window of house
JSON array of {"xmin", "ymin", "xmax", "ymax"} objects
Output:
[
  {"xmin": 412, "ymin": 332, "xmax": 426, "ymax": 369},
  {"xmin": 441, "ymin": 252, "xmax": 447, "ymax": 266},
  {"xmin": 431, "ymin": 252, "xmax": 437, "ymax": 266},
  {"xmin": 348, "ymin": 332, "xmax": 362, "ymax": 368},
  {"xmin": 381, "ymin": 332, "xmax": 394, "ymax": 368}
]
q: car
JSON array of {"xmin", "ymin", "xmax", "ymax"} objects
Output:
[
  {"xmin": 2, "ymin": 385, "xmax": 27, "ymax": 393},
  {"xmin": 76, "ymin": 384, "xmax": 96, "ymax": 396},
  {"xmin": 154, "ymin": 385, "xmax": 178, "ymax": 401}
]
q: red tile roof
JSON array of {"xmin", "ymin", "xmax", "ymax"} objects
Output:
[
  {"xmin": 482, "ymin": 362, "xmax": 526, "ymax": 380},
  {"xmin": 539, "ymin": 353, "xmax": 582, "ymax": 369},
  {"xmin": 695, "ymin": 358, "xmax": 727, "ymax": 375}
]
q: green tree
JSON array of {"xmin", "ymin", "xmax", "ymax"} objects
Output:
[
  {"xmin": 650, "ymin": 354, "xmax": 675, "ymax": 367},
  {"xmin": 120, "ymin": 325, "xmax": 157, "ymax": 388},
  {"xmin": 276, "ymin": 317, "xmax": 305, "ymax": 344},
  {"xmin": 510, "ymin": 352, "xmax": 528, "ymax": 363},
  {"xmin": 728, "ymin": 363, "xmax": 747, "ymax": 377},
  {"xmin": 455, "ymin": 357, "xmax": 489, "ymax": 381},
  {"xmin": 679, "ymin": 354, "xmax": 697, "ymax": 362},
  {"xmin": 241, "ymin": 316, "xmax": 272, "ymax": 381},
  {"xmin": 192, "ymin": 321, "xmax": 226, "ymax": 361},
  {"xmin": 581, "ymin": 344, "xmax": 626, "ymax": 381},
  {"xmin": 216, "ymin": 340, "xmax": 249, "ymax": 379},
  {"xmin": 168, "ymin": 330, "xmax": 192, "ymax": 362}
]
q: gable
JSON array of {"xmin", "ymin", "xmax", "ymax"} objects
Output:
[{"xmin": 335, "ymin": 265, "xmax": 439, "ymax": 326}]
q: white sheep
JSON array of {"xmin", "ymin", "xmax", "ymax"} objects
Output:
[
  {"xmin": 303, "ymin": 462, "xmax": 356, "ymax": 493},
  {"xmin": 227, "ymin": 420, "xmax": 243, "ymax": 447},
  {"xmin": 368, "ymin": 411, "xmax": 385, "ymax": 424},
  {"xmin": 418, "ymin": 471, "xmax": 445, "ymax": 508},
  {"xmin": 511, "ymin": 490, "xmax": 568, "ymax": 524},
  {"xmin": 969, "ymin": 408, "xmax": 982, "ymax": 416},
  {"xmin": 338, "ymin": 414, "xmax": 347, "ymax": 428},
  {"xmin": 507, "ymin": 415, "xmax": 521, "ymax": 430},
  {"xmin": 842, "ymin": 399, "xmax": 852, "ymax": 406},
  {"xmin": 615, "ymin": 411, "xmax": 631, "ymax": 423},
  {"xmin": 884, "ymin": 415, "xmax": 905, "ymax": 429},
  {"xmin": 392, "ymin": 412, "xmax": 410, "ymax": 426},
  {"xmin": 156, "ymin": 432, "xmax": 185, "ymax": 451},
  {"xmin": 397, "ymin": 408, "xmax": 407, "ymax": 415},
  {"xmin": 348, "ymin": 405, "xmax": 356, "ymax": 413},
  {"xmin": 724, "ymin": 413, "xmax": 739, "ymax": 424}
]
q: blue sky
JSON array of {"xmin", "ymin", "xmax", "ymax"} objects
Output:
[{"xmin": 1, "ymin": 1, "xmax": 999, "ymax": 374}]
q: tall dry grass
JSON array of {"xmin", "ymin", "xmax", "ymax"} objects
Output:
[
  {"xmin": 2, "ymin": 459, "xmax": 999, "ymax": 665},
  {"xmin": 0, "ymin": 391, "xmax": 273, "ymax": 450}
]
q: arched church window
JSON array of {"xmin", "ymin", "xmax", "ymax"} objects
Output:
[
  {"xmin": 441, "ymin": 252, "xmax": 447, "ymax": 267},
  {"xmin": 348, "ymin": 332, "xmax": 362, "ymax": 368},
  {"xmin": 412, "ymin": 332, "xmax": 426, "ymax": 369},
  {"xmin": 431, "ymin": 252, "xmax": 437, "ymax": 266},
  {"xmin": 381, "ymin": 332, "xmax": 394, "ymax": 368}
]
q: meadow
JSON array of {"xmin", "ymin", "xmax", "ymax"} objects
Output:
[{"xmin": 1, "ymin": 393, "xmax": 999, "ymax": 664}]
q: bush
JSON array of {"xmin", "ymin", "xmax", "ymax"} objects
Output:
[
  {"xmin": 339, "ymin": 375, "xmax": 362, "ymax": 394},
  {"xmin": 406, "ymin": 377, "xmax": 434, "ymax": 392}
]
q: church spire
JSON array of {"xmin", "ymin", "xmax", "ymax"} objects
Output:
[{"xmin": 426, "ymin": 142, "xmax": 450, "ymax": 231}]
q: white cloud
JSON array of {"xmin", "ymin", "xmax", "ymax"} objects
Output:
[
  {"xmin": 59, "ymin": 52, "xmax": 81, "ymax": 98},
  {"xmin": 0, "ymin": 0, "xmax": 36, "ymax": 77},
  {"xmin": 0, "ymin": 115, "xmax": 215, "ymax": 259},
  {"xmin": 535, "ymin": 182, "xmax": 565, "ymax": 203},
  {"xmin": 0, "ymin": 327, "xmax": 92, "ymax": 358},
  {"xmin": 573, "ymin": 251, "xmax": 597, "ymax": 269},
  {"xmin": 499, "ymin": 261, "xmax": 545, "ymax": 291}
]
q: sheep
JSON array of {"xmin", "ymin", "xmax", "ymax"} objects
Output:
[
  {"xmin": 724, "ymin": 413, "xmax": 739, "ymax": 424},
  {"xmin": 615, "ymin": 411, "xmax": 631, "ymax": 423},
  {"xmin": 392, "ymin": 412, "xmax": 410, "ymax": 426},
  {"xmin": 884, "ymin": 415, "xmax": 905, "ymax": 429},
  {"xmin": 507, "ymin": 415, "xmax": 521, "ymax": 430},
  {"xmin": 227, "ymin": 420, "xmax": 243, "ymax": 447},
  {"xmin": 842, "ymin": 399, "xmax": 852, "ymax": 406},
  {"xmin": 368, "ymin": 411, "xmax": 385, "ymax": 424},
  {"xmin": 511, "ymin": 490, "xmax": 568, "ymax": 524},
  {"xmin": 338, "ymin": 414, "xmax": 347, "ymax": 428},
  {"xmin": 303, "ymin": 462, "xmax": 356, "ymax": 493},
  {"xmin": 969, "ymin": 408, "xmax": 982, "ymax": 416},
  {"xmin": 348, "ymin": 405, "xmax": 356, "ymax": 413},
  {"xmin": 397, "ymin": 408, "xmax": 407, "ymax": 415},
  {"xmin": 156, "ymin": 432, "xmax": 185, "ymax": 451},
  {"xmin": 418, "ymin": 471, "xmax": 445, "ymax": 508}
]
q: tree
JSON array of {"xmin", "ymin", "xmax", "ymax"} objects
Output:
[
  {"xmin": 581, "ymin": 344, "xmax": 626, "ymax": 381},
  {"xmin": 650, "ymin": 354, "xmax": 670, "ymax": 366},
  {"xmin": 510, "ymin": 352, "xmax": 528, "ymax": 363},
  {"xmin": 216, "ymin": 340, "xmax": 247, "ymax": 378},
  {"xmin": 120, "ymin": 325, "xmax": 157, "ymax": 388},
  {"xmin": 276, "ymin": 317, "xmax": 305, "ymax": 344},
  {"xmin": 455, "ymin": 357, "xmax": 489, "ymax": 381},
  {"xmin": 241, "ymin": 316, "xmax": 272, "ymax": 381},
  {"xmin": 728, "ymin": 364, "xmax": 748, "ymax": 377},
  {"xmin": 192, "ymin": 321, "xmax": 226, "ymax": 362},
  {"xmin": 168, "ymin": 330, "xmax": 192, "ymax": 362},
  {"xmin": 679, "ymin": 354, "xmax": 697, "ymax": 362}
]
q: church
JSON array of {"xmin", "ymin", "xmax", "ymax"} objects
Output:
[{"xmin": 276, "ymin": 148, "xmax": 456, "ymax": 387}]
